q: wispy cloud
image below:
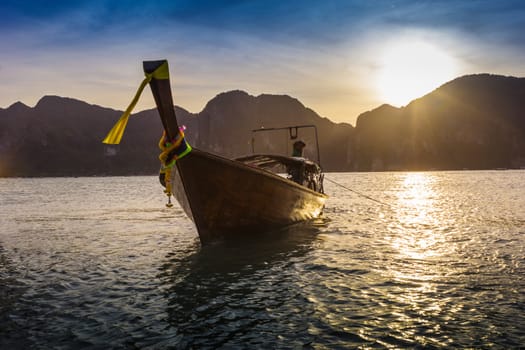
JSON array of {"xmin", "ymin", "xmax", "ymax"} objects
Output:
[{"xmin": 1, "ymin": 0, "xmax": 524, "ymax": 123}]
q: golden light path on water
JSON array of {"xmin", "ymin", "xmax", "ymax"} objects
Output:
[
  {"xmin": 392, "ymin": 173, "xmax": 443, "ymax": 261},
  {"xmin": 378, "ymin": 172, "xmax": 463, "ymax": 347}
]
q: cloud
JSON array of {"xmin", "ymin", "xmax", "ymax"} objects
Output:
[{"xmin": 1, "ymin": 0, "xmax": 525, "ymax": 122}]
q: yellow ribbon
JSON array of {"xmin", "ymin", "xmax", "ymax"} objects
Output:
[{"xmin": 102, "ymin": 61, "xmax": 170, "ymax": 144}]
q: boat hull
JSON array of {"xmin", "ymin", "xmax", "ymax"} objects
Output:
[{"xmin": 173, "ymin": 149, "xmax": 327, "ymax": 243}]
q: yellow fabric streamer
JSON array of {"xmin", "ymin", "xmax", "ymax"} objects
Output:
[{"xmin": 102, "ymin": 61, "xmax": 170, "ymax": 144}]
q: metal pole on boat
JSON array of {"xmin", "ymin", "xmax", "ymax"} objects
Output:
[
  {"xmin": 312, "ymin": 126, "xmax": 321, "ymax": 169},
  {"xmin": 251, "ymin": 124, "xmax": 322, "ymax": 167}
]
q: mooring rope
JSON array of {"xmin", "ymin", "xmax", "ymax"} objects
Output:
[{"xmin": 324, "ymin": 177, "xmax": 393, "ymax": 208}]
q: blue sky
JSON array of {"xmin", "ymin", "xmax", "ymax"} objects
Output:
[{"xmin": 1, "ymin": 0, "xmax": 525, "ymax": 124}]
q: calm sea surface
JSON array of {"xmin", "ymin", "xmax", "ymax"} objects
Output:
[{"xmin": 1, "ymin": 171, "xmax": 524, "ymax": 349}]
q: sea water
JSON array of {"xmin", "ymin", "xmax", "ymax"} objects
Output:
[{"xmin": 1, "ymin": 171, "xmax": 524, "ymax": 349}]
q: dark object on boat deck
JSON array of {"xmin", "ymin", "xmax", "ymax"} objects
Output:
[
  {"xmin": 144, "ymin": 60, "xmax": 327, "ymax": 244},
  {"xmin": 292, "ymin": 140, "xmax": 306, "ymax": 157}
]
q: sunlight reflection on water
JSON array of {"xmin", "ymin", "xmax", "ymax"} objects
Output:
[
  {"xmin": 391, "ymin": 172, "xmax": 444, "ymax": 260},
  {"xmin": 318, "ymin": 171, "xmax": 525, "ymax": 348},
  {"xmin": 1, "ymin": 172, "xmax": 525, "ymax": 348}
]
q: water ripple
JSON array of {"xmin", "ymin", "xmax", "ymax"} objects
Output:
[{"xmin": 1, "ymin": 173, "xmax": 525, "ymax": 348}]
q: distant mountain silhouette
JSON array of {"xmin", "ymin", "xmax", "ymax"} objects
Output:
[
  {"xmin": 1, "ymin": 73, "xmax": 524, "ymax": 177},
  {"xmin": 353, "ymin": 74, "xmax": 525, "ymax": 170},
  {"xmin": 190, "ymin": 90, "xmax": 354, "ymax": 168},
  {"xmin": 0, "ymin": 96, "xmax": 163, "ymax": 176},
  {"xmin": 0, "ymin": 92, "xmax": 353, "ymax": 177}
]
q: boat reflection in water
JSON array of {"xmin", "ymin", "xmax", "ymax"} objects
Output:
[{"xmin": 157, "ymin": 221, "xmax": 325, "ymax": 348}]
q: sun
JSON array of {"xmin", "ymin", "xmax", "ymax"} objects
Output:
[{"xmin": 376, "ymin": 40, "xmax": 459, "ymax": 107}]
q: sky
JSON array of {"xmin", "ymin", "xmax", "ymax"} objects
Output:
[{"xmin": 1, "ymin": 0, "xmax": 525, "ymax": 125}]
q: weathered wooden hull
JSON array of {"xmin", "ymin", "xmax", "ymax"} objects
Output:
[{"xmin": 173, "ymin": 148, "xmax": 327, "ymax": 244}]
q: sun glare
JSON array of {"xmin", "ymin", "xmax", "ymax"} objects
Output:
[
  {"xmin": 392, "ymin": 172, "xmax": 440, "ymax": 260},
  {"xmin": 376, "ymin": 40, "xmax": 459, "ymax": 107}
]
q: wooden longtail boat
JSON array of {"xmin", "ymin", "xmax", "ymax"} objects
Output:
[{"xmin": 144, "ymin": 60, "xmax": 327, "ymax": 244}]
